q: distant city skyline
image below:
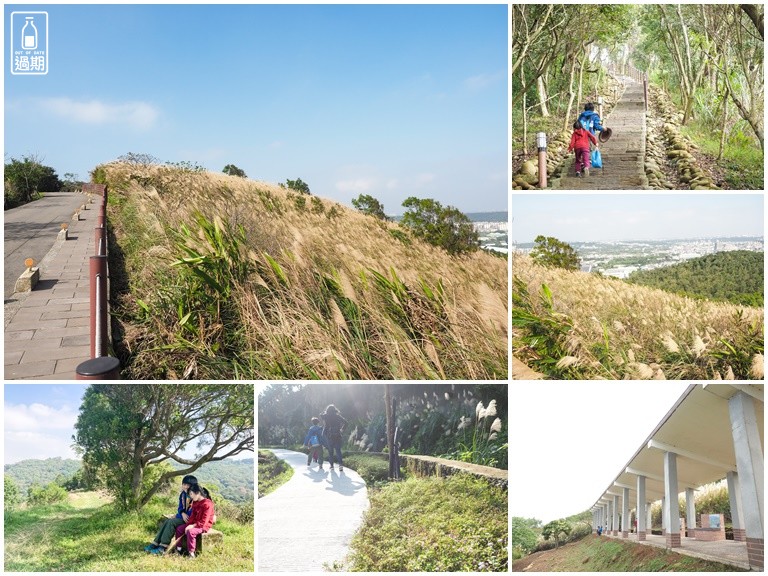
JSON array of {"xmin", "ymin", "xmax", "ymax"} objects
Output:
[{"xmin": 512, "ymin": 194, "xmax": 764, "ymax": 244}]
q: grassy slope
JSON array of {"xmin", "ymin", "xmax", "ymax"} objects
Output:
[
  {"xmin": 4, "ymin": 491, "xmax": 253, "ymax": 572},
  {"xmin": 512, "ymin": 535, "xmax": 747, "ymax": 572},
  {"xmin": 513, "ymin": 253, "xmax": 764, "ymax": 379},
  {"xmin": 101, "ymin": 163, "xmax": 507, "ymax": 380},
  {"xmin": 345, "ymin": 474, "xmax": 507, "ymax": 572},
  {"xmin": 257, "ymin": 450, "xmax": 293, "ymax": 497}
]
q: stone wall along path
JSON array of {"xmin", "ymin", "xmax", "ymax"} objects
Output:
[
  {"xmin": 258, "ymin": 449, "xmax": 370, "ymax": 571},
  {"xmin": 554, "ymin": 78, "xmax": 648, "ymax": 190}
]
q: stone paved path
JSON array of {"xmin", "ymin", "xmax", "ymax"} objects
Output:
[
  {"xmin": 258, "ymin": 449, "xmax": 369, "ymax": 571},
  {"xmin": 554, "ymin": 78, "xmax": 647, "ymax": 190},
  {"xmin": 4, "ymin": 202, "xmax": 96, "ymax": 380}
]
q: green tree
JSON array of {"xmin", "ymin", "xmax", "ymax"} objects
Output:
[
  {"xmin": 541, "ymin": 519, "xmax": 571, "ymax": 548},
  {"xmin": 400, "ymin": 197, "xmax": 479, "ymax": 255},
  {"xmin": 285, "ymin": 177, "xmax": 311, "ymax": 195},
  {"xmin": 512, "ymin": 516, "xmax": 541, "ymax": 558},
  {"xmin": 530, "ymin": 235, "xmax": 581, "ymax": 271},
  {"xmin": 223, "ymin": 164, "xmax": 247, "ymax": 178},
  {"xmin": 4, "ymin": 475, "xmax": 20, "ymax": 510},
  {"xmin": 118, "ymin": 152, "xmax": 158, "ymax": 166},
  {"xmin": 352, "ymin": 194, "xmax": 388, "ymax": 221},
  {"xmin": 4, "ymin": 155, "xmax": 62, "ymax": 207},
  {"xmin": 73, "ymin": 384, "xmax": 254, "ymax": 511}
]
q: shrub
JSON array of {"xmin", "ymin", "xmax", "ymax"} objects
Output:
[
  {"xmin": 27, "ymin": 482, "xmax": 68, "ymax": 506},
  {"xmin": 400, "ymin": 197, "xmax": 478, "ymax": 255}
]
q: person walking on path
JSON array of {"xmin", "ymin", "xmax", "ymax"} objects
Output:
[
  {"xmin": 321, "ymin": 404, "xmax": 348, "ymax": 471},
  {"xmin": 578, "ymin": 102, "xmax": 605, "ymax": 138},
  {"xmin": 568, "ymin": 120, "xmax": 598, "ymax": 177},
  {"xmin": 303, "ymin": 416, "xmax": 327, "ymax": 469}
]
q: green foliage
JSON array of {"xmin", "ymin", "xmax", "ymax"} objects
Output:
[
  {"xmin": 4, "ymin": 457, "xmax": 82, "ymax": 495},
  {"xmin": 27, "ymin": 482, "xmax": 68, "ymax": 506},
  {"xmin": 257, "ymin": 450, "xmax": 293, "ymax": 497},
  {"xmin": 627, "ymin": 251, "xmax": 764, "ymax": 307},
  {"xmin": 74, "ymin": 384, "xmax": 253, "ymax": 511},
  {"xmin": 342, "ymin": 453, "xmax": 393, "ymax": 486},
  {"xmin": 512, "ymin": 517, "xmax": 540, "ymax": 559},
  {"xmin": 530, "ymin": 235, "xmax": 581, "ymax": 271},
  {"xmin": 4, "ymin": 155, "xmax": 62, "ymax": 207},
  {"xmin": 400, "ymin": 197, "xmax": 479, "ymax": 255},
  {"xmin": 223, "ymin": 164, "xmax": 247, "ymax": 178},
  {"xmin": 388, "ymin": 228, "xmax": 412, "ymax": 245},
  {"xmin": 439, "ymin": 399, "xmax": 506, "ymax": 468},
  {"xmin": 164, "ymin": 160, "xmax": 205, "ymax": 173},
  {"xmin": 541, "ymin": 519, "xmax": 572, "ymax": 548},
  {"xmin": 347, "ymin": 474, "xmax": 507, "ymax": 572},
  {"xmin": 283, "ymin": 177, "xmax": 311, "ymax": 195},
  {"xmin": 351, "ymin": 194, "xmax": 388, "ymax": 220},
  {"xmin": 5, "ymin": 475, "xmax": 20, "ymax": 510}
]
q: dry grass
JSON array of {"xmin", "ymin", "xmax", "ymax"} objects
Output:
[
  {"xmin": 512, "ymin": 253, "xmax": 763, "ymax": 380},
  {"xmin": 102, "ymin": 162, "xmax": 507, "ymax": 379}
]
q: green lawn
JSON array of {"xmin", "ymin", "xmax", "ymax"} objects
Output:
[
  {"xmin": 257, "ymin": 450, "xmax": 294, "ymax": 497},
  {"xmin": 4, "ymin": 491, "xmax": 253, "ymax": 572}
]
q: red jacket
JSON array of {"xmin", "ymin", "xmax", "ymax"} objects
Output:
[
  {"xmin": 568, "ymin": 128, "xmax": 597, "ymax": 152},
  {"xmin": 187, "ymin": 498, "xmax": 215, "ymax": 531}
]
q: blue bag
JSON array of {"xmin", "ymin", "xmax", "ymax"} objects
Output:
[{"xmin": 591, "ymin": 148, "xmax": 603, "ymax": 169}]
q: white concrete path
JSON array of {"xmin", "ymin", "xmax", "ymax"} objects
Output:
[{"xmin": 258, "ymin": 449, "xmax": 369, "ymax": 572}]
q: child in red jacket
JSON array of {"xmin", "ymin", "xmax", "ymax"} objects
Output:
[
  {"xmin": 567, "ymin": 120, "xmax": 598, "ymax": 177},
  {"xmin": 174, "ymin": 484, "xmax": 215, "ymax": 558}
]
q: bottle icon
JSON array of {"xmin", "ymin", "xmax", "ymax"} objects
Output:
[{"xmin": 22, "ymin": 17, "xmax": 37, "ymax": 50}]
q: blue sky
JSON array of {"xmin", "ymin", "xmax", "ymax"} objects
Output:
[
  {"xmin": 512, "ymin": 193, "xmax": 764, "ymax": 243},
  {"xmin": 4, "ymin": 384, "xmax": 252, "ymax": 465},
  {"xmin": 5, "ymin": 4, "xmax": 508, "ymax": 213},
  {"xmin": 512, "ymin": 383, "xmax": 690, "ymax": 523}
]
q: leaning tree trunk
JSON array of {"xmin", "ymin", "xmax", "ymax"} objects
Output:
[
  {"xmin": 537, "ymin": 76, "xmax": 550, "ymax": 116},
  {"xmin": 385, "ymin": 384, "xmax": 395, "ymax": 479},
  {"xmin": 562, "ymin": 55, "xmax": 578, "ymax": 133}
]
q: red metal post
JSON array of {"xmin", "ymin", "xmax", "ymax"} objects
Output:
[{"xmin": 94, "ymin": 225, "xmax": 106, "ymax": 256}]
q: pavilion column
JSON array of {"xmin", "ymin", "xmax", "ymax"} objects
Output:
[
  {"xmin": 637, "ymin": 475, "xmax": 647, "ymax": 541},
  {"xmin": 685, "ymin": 488, "xmax": 696, "ymax": 538},
  {"xmin": 622, "ymin": 487, "xmax": 630, "ymax": 538},
  {"xmin": 646, "ymin": 501, "xmax": 652, "ymax": 535},
  {"xmin": 664, "ymin": 451, "xmax": 681, "ymax": 548},
  {"xmin": 606, "ymin": 501, "xmax": 612, "ymax": 534},
  {"xmin": 661, "ymin": 496, "xmax": 666, "ymax": 536},
  {"xmin": 729, "ymin": 391, "xmax": 764, "ymax": 570},
  {"xmin": 613, "ymin": 494, "xmax": 620, "ymax": 536}
]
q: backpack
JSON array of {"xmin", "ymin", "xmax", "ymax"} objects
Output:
[
  {"xmin": 579, "ymin": 112, "xmax": 595, "ymax": 133},
  {"xmin": 309, "ymin": 434, "xmax": 320, "ymax": 447}
]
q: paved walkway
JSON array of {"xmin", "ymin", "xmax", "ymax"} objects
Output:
[
  {"xmin": 554, "ymin": 78, "xmax": 647, "ymax": 190},
  {"xmin": 4, "ymin": 200, "xmax": 96, "ymax": 380},
  {"xmin": 4, "ymin": 191, "xmax": 88, "ymax": 298},
  {"xmin": 602, "ymin": 532, "xmax": 750, "ymax": 570},
  {"xmin": 258, "ymin": 449, "xmax": 369, "ymax": 572}
]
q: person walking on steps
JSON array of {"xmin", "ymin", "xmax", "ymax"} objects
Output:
[
  {"xmin": 321, "ymin": 404, "xmax": 348, "ymax": 471},
  {"xmin": 578, "ymin": 102, "xmax": 604, "ymax": 139},
  {"xmin": 568, "ymin": 120, "xmax": 598, "ymax": 177}
]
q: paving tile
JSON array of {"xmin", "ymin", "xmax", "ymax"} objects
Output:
[
  {"xmin": 20, "ymin": 346, "xmax": 88, "ymax": 363},
  {"xmin": 5, "ymin": 361, "xmax": 57, "ymax": 379}
]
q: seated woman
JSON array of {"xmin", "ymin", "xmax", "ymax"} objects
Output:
[
  {"xmin": 145, "ymin": 475, "xmax": 197, "ymax": 554},
  {"xmin": 172, "ymin": 484, "xmax": 215, "ymax": 558}
]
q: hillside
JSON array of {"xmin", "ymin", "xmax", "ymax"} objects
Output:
[
  {"xmin": 5, "ymin": 458, "xmax": 254, "ymax": 503},
  {"xmin": 512, "ymin": 253, "xmax": 764, "ymax": 380},
  {"xmin": 4, "ymin": 458, "xmax": 81, "ymax": 494},
  {"xmin": 512, "ymin": 535, "xmax": 746, "ymax": 572},
  {"xmin": 97, "ymin": 162, "xmax": 507, "ymax": 380},
  {"xmin": 627, "ymin": 250, "xmax": 764, "ymax": 307}
]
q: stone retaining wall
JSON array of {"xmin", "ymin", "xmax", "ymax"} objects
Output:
[{"xmin": 400, "ymin": 454, "xmax": 507, "ymax": 490}]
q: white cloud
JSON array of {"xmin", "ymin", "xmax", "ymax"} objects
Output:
[
  {"xmin": 463, "ymin": 71, "xmax": 505, "ymax": 92},
  {"xmin": 37, "ymin": 97, "xmax": 159, "ymax": 130},
  {"xmin": 336, "ymin": 178, "xmax": 376, "ymax": 193},
  {"xmin": 4, "ymin": 402, "xmax": 80, "ymax": 464},
  {"xmin": 415, "ymin": 173, "xmax": 436, "ymax": 186},
  {"xmin": 386, "ymin": 178, "xmax": 399, "ymax": 190}
]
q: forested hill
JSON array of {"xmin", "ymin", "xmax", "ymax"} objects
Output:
[
  {"xmin": 5, "ymin": 457, "xmax": 254, "ymax": 503},
  {"xmin": 4, "ymin": 458, "xmax": 81, "ymax": 494},
  {"xmin": 627, "ymin": 250, "xmax": 764, "ymax": 306}
]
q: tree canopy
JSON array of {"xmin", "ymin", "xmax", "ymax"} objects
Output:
[
  {"xmin": 530, "ymin": 235, "xmax": 581, "ymax": 271},
  {"xmin": 4, "ymin": 155, "xmax": 62, "ymax": 208},
  {"xmin": 400, "ymin": 197, "xmax": 479, "ymax": 255},
  {"xmin": 223, "ymin": 164, "xmax": 247, "ymax": 178},
  {"xmin": 73, "ymin": 384, "xmax": 253, "ymax": 511},
  {"xmin": 541, "ymin": 519, "xmax": 572, "ymax": 548},
  {"xmin": 352, "ymin": 193, "xmax": 388, "ymax": 221}
]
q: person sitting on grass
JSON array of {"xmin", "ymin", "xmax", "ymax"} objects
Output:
[
  {"xmin": 172, "ymin": 484, "xmax": 215, "ymax": 559},
  {"xmin": 145, "ymin": 474, "xmax": 197, "ymax": 554}
]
